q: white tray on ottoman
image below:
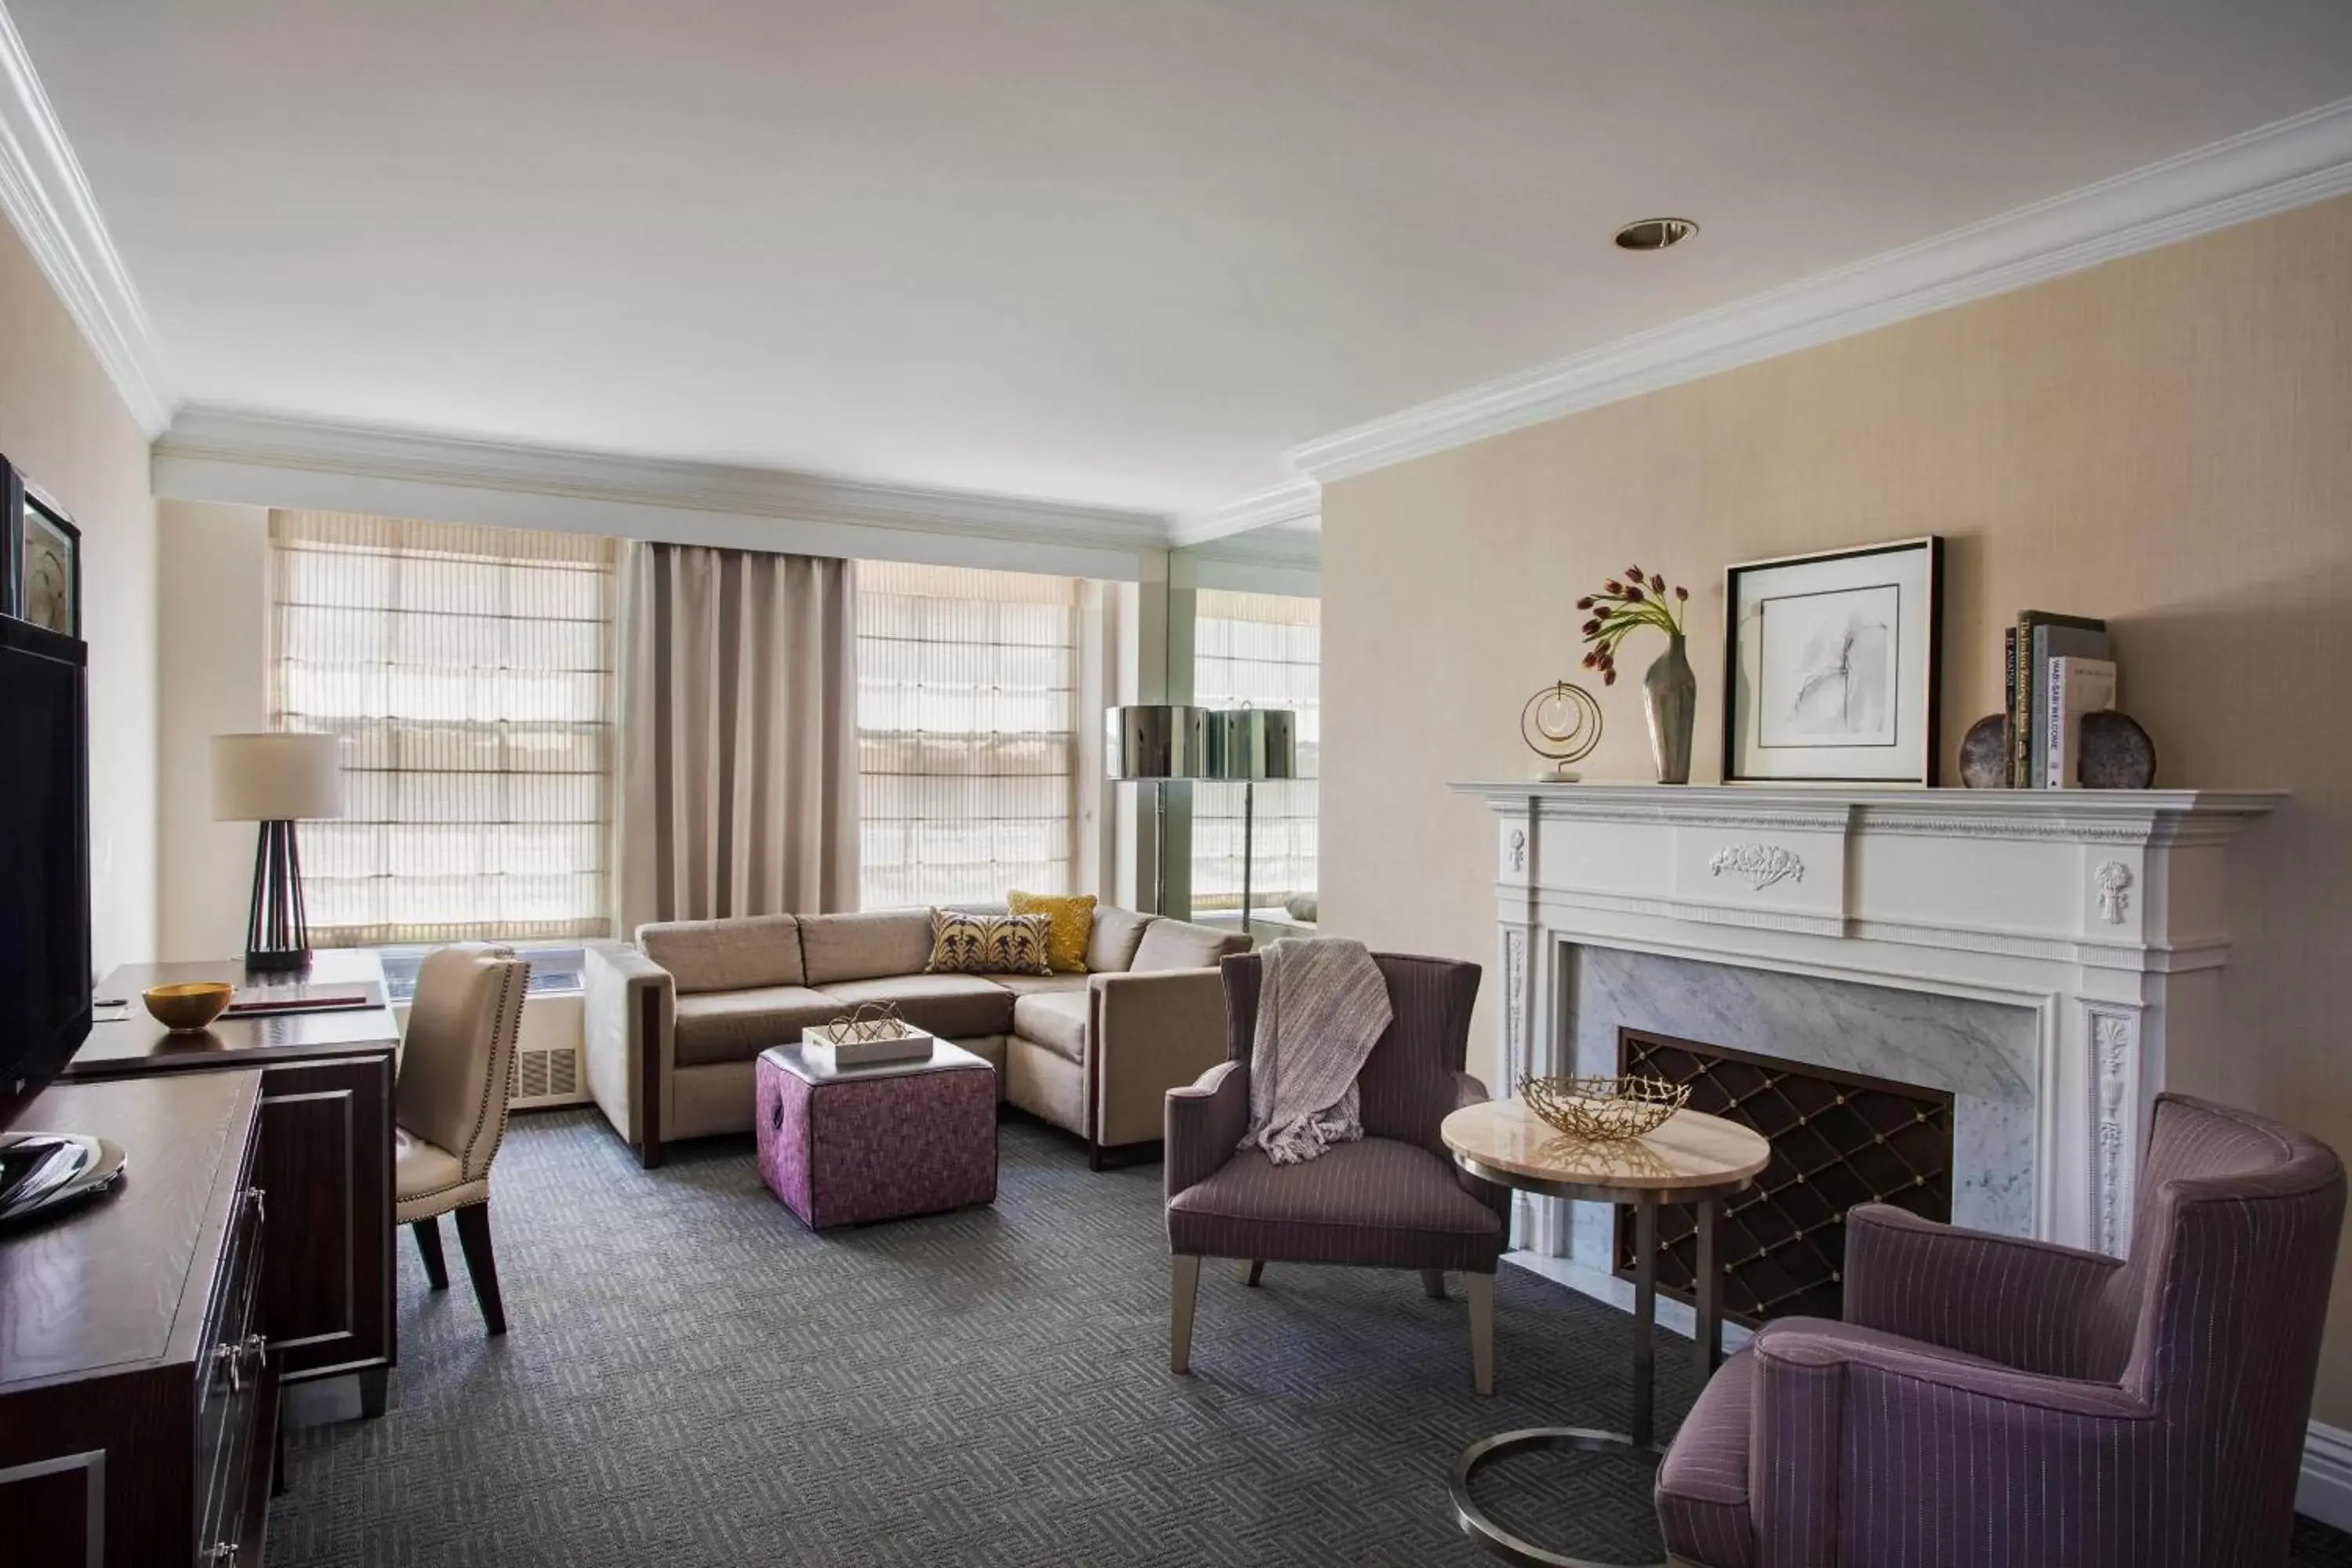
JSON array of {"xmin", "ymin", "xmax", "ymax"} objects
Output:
[{"xmin": 801, "ymin": 1019, "xmax": 936, "ymax": 1071}]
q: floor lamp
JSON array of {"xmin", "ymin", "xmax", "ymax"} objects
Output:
[
  {"xmin": 1105, "ymin": 704, "xmax": 1215, "ymax": 916},
  {"xmin": 212, "ymin": 732, "xmax": 345, "ymax": 973},
  {"xmin": 1210, "ymin": 708, "xmax": 1298, "ymax": 939}
]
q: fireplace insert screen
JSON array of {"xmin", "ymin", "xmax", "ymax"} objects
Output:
[{"xmin": 1613, "ymin": 1027, "xmax": 1955, "ymax": 1327}]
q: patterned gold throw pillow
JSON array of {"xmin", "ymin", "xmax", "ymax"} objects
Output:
[
  {"xmin": 926, "ymin": 910, "xmax": 1053, "ymax": 977},
  {"xmin": 1007, "ymin": 891, "xmax": 1095, "ymax": 975}
]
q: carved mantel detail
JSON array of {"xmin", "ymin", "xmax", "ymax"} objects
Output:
[
  {"xmin": 1507, "ymin": 827, "xmax": 1526, "ymax": 873},
  {"xmin": 1708, "ymin": 843, "xmax": 1805, "ymax": 891},
  {"xmin": 2093, "ymin": 860, "xmax": 2133, "ymax": 924},
  {"xmin": 2089, "ymin": 1010, "xmax": 2138, "ymax": 1255}
]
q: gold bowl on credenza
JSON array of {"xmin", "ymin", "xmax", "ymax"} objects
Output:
[{"xmin": 142, "ymin": 982, "xmax": 233, "ymax": 1032}]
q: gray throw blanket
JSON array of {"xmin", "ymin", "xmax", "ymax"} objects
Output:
[{"xmin": 1242, "ymin": 937, "xmax": 1393, "ymax": 1166}]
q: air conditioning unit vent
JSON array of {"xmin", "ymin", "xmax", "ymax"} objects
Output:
[{"xmin": 510, "ymin": 1043, "xmax": 586, "ymax": 1109}]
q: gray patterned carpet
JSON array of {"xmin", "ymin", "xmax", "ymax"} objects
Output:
[{"xmin": 270, "ymin": 1108, "xmax": 2352, "ymax": 1567}]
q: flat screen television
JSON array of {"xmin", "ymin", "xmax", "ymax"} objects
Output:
[{"xmin": 0, "ymin": 614, "xmax": 109, "ymax": 1221}]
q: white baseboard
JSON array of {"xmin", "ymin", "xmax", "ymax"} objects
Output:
[
  {"xmin": 2300, "ymin": 1421, "xmax": 2352, "ymax": 1531},
  {"xmin": 1510, "ymin": 1249, "xmax": 2350, "ymax": 1534}
]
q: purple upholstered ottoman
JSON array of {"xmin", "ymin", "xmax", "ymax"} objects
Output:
[{"xmin": 755, "ymin": 1040, "xmax": 997, "ymax": 1229}]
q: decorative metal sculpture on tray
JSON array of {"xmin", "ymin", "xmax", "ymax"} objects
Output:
[
  {"xmin": 1519, "ymin": 1073, "xmax": 1691, "ymax": 1142},
  {"xmin": 1519, "ymin": 679, "xmax": 1603, "ymax": 782},
  {"xmin": 822, "ymin": 1001, "xmax": 909, "ymax": 1043}
]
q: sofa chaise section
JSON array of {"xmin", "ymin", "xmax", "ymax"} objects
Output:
[{"xmin": 584, "ymin": 903, "xmax": 1245, "ymax": 1169}]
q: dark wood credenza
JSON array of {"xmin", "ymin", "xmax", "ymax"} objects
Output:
[
  {"xmin": 67, "ymin": 953, "xmax": 399, "ymax": 1416},
  {"xmin": 0, "ymin": 1071, "xmax": 276, "ymax": 1566}
]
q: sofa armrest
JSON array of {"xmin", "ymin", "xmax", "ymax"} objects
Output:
[
  {"xmin": 1167, "ymin": 1059, "xmax": 1249, "ymax": 1202},
  {"xmin": 583, "ymin": 942, "xmax": 676, "ymax": 1168},
  {"xmin": 1843, "ymin": 1203, "xmax": 2123, "ymax": 1377},
  {"xmin": 1091, "ymin": 967, "xmax": 1232, "ymax": 1151}
]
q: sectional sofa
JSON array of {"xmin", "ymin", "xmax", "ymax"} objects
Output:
[{"xmin": 583, "ymin": 904, "xmax": 1248, "ymax": 1169}]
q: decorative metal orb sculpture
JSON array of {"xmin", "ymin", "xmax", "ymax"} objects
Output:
[
  {"xmin": 1520, "ymin": 680, "xmax": 1603, "ymax": 782},
  {"xmin": 1519, "ymin": 1074, "xmax": 1691, "ymax": 1142}
]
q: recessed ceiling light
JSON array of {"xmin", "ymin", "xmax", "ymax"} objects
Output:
[{"xmin": 1614, "ymin": 217, "xmax": 1697, "ymax": 252}]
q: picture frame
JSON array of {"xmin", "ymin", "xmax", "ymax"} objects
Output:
[
  {"xmin": 1722, "ymin": 535, "xmax": 1942, "ymax": 785},
  {"xmin": 0, "ymin": 456, "xmax": 80, "ymax": 638}
]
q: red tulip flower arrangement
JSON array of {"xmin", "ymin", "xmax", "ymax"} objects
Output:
[{"xmin": 1576, "ymin": 566, "xmax": 1691, "ymax": 686}]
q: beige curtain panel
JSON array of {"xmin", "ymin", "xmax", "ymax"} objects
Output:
[{"xmin": 622, "ymin": 543, "xmax": 859, "ymax": 931}]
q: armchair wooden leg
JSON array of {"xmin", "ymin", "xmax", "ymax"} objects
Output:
[
  {"xmin": 1421, "ymin": 1269, "xmax": 1447, "ymax": 1300},
  {"xmin": 452, "ymin": 1201, "xmax": 508, "ymax": 1337},
  {"xmin": 1468, "ymin": 1271, "xmax": 1495, "ymax": 1396},
  {"xmin": 1243, "ymin": 1260, "xmax": 1265, "ymax": 1287},
  {"xmin": 1170, "ymin": 1255, "xmax": 1202, "ymax": 1374},
  {"xmin": 412, "ymin": 1217, "xmax": 448, "ymax": 1290}
]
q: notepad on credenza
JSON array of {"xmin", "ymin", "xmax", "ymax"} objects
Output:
[{"xmin": 2042, "ymin": 655, "xmax": 2118, "ymax": 789}]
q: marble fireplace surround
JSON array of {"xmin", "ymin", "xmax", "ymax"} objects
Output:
[{"xmin": 1454, "ymin": 782, "xmax": 2284, "ymax": 1274}]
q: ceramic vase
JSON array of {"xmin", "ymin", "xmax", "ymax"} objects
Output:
[{"xmin": 1643, "ymin": 633, "xmax": 1697, "ymax": 785}]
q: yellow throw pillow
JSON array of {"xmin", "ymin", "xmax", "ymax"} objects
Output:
[
  {"xmin": 926, "ymin": 909, "xmax": 1053, "ymax": 977},
  {"xmin": 1009, "ymin": 890, "xmax": 1096, "ymax": 975}
]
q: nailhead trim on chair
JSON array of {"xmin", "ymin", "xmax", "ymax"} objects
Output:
[{"xmin": 401, "ymin": 952, "xmax": 528, "ymax": 1218}]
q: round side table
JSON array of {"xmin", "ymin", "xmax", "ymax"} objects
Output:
[{"xmin": 1439, "ymin": 1099, "xmax": 1770, "ymax": 1568}]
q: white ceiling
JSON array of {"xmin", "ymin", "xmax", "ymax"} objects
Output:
[{"xmin": 15, "ymin": 1, "xmax": 2352, "ymax": 518}]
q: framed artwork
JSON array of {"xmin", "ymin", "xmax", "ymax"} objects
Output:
[
  {"xmin": 1722, "ymin": 535, "xmax": 1942, "ymax": 785},
  {"xmin": 0, "ymin": 457, "xmax": 80, "ymax": 638}
]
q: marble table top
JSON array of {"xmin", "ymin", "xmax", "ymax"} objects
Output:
[{"xmin": 1441, "ymin": 1098, "xmax": 1769, "ymax": 1199}]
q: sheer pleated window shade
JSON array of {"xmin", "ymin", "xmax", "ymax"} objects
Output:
[
  {"xmin": 268, "ymin": 511, "xmax": 619, "ymax": 946},
  {"xmin": 856, "ymin": 561, "xmax": 1081, "ymax": 907},
  {"xmin": 1192, "ymin": 589, "xmax": 1319, "ymax": 912}
]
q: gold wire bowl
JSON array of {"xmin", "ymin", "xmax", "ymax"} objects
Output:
[{"xmin": 1518, "ymin": 1074, "xmax": 1690, "ymax": 1142}]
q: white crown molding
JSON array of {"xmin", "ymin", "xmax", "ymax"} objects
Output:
[
  {"xmin": 0, "ymin": 3, "xmax": 171, "ymax": 435},
  {"xmin": 1288, "ymin": 96, "xmax": 2352, "ymax": 483},
  {"xmin": 1169, "ymin": 477, "xmax": 1320, "ymax": 546},
  {"xmin": 156, "ymin": 405, "xmax": 1172, "ymax": 556}
]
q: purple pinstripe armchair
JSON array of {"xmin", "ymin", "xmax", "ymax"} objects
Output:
[
  {"xmin": 1657, "ymin": 1092, "xmax": 2346, "ymax": 1568},
  {"xmin": 1163, "ymin": 953, "xmax": 1508, "ymax": 1392}
]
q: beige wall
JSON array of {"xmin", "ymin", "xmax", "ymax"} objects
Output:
[
  {"xmin": 1322, "ymin": 194, "xmax": 2352, "ymax": 1421},
  {"xmin": 156, "ymin": 500, "xmax": 270, "ymax": 959},
  {"xmin": 0, "ymin": 222, "xmax": 158, "ymax": 973}
]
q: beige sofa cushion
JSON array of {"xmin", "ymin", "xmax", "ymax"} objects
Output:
[
  {"xmin": 638, "ymin": 913, "xmax": 804, "ymax": 994},
  {"xmin": 1131, "ymin": 917, "xmax": 1249, "ymax": 973},
  {"xmin": 1086, "ymin": 906, "xmax": 1154, "ymax": 973},
  {"xmin": 1011, "ymin": 989, "xmax": 1090, "ymax": 1065},
  {"xmin": 989, "ymin": 973, "xmax": 1089, "ymax": 998},
  {"xmin": 798, "ymin": 909, "xmax": 937, "ymax": 985},
  {"xmin": 673, "ymin": 985, "xmax": 845, "ymax": 1068},
  {"xmin": 815, "ymin": 973, "xmax": 1015, "ymax": 1040}
]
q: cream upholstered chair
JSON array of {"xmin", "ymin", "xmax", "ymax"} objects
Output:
[{"xmin": 395, "ymin": 943, "xmax": 528, "ymax": 1336}]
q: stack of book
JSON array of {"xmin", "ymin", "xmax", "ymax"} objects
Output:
[{"xmin": 2005, "ymin": 612, "xmax": 2117, "ymax": 788}]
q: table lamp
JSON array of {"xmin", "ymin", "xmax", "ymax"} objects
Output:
[
  {"xmin": 212, "ymin": 732, "xmax": 344, "ymax": 973},
  {"xmin": 1208, "ymin": 707, "xmax": 1298, "ymax": 938},
  {"xmin": 1105, "ymin": 704, "xmax": 1216, "ymax": 916}
]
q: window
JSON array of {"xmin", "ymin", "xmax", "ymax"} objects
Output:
[
  {"xmin": 268, "ymin": 512, "xmax": 619, "ymax": 946},
  {"xmin": 856, "ymin": 560, "xmax": 1081, "ymax": 907},
  {"xmin": 1191, "ymin": 589, "xmax": 1319, "ymax": 915}
]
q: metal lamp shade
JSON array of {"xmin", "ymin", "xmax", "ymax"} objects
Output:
[
  {"xmin": 1107, "ymin": 704, "xmax": 1218, "ymax": 781},
  {"xmin": 1209, "ymin": 708, "xmax": 1298, "ymax": 782}
]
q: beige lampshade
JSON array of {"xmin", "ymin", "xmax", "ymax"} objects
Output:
[{"xmin": 212, "ymin": 732, "xmax": 345, "ymax": 822}]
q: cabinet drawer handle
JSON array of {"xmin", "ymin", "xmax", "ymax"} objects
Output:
[
  {"xmin": 204, "ymin": 1542, "xmax": 241, "ymax": 1563},
  {"xmin": 212, "ymin": 1341, "xmax": 242, "ymax": 1394},
  {"xmin": 242, "ymin": 1331, "xmax": 268, "ymax": 1374},
  {"xmin": 243, "ymin": 1185, "xmax": 266, "ymax": 1224}
]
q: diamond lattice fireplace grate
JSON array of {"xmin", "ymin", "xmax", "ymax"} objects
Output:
[{"xmin": 1612, "ymin": 1027, "xmax": 1955, "ymax": 1327}]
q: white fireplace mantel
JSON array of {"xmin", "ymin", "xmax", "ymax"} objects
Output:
[{"xmin": 1454, "ymin": 782, "xmax": 2284, "ymax": 1257}]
